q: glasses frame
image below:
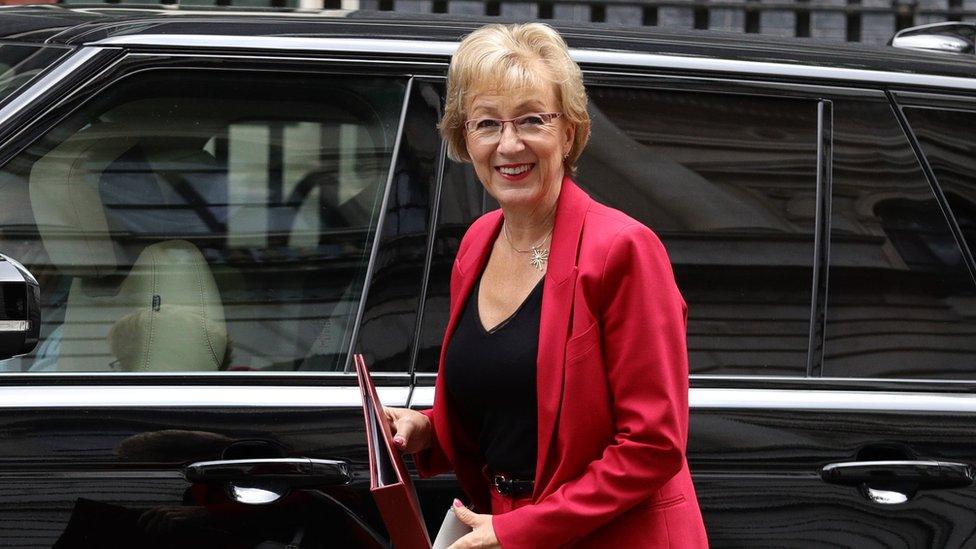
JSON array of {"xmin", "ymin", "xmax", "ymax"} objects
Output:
[{"xmin": 462, "ymin": 112, "xmax": 563, "ymax": 136}]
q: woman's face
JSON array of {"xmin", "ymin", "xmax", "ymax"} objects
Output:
[{"xmin": 464, "ymin": 81, "xmax": 575, "ymax": 214}]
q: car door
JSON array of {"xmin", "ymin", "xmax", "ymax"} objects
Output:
[
  {"xmin": 0, "ymin": 44, "xmax": 445, "ymax": 548},
  {"xmin": 551, "ymin": 75, "xmax": 830, "ymax": 547},
  {"xmin": 594, "ymin": 78, "xmax": 976, "ymax": 547},
  {"xmin": 812, "ymin": 88, "xmax": 976, "ymax": 547},
  {"xmin": 592, "ymin": 77, "xmax": 976, "ymax": 548}
]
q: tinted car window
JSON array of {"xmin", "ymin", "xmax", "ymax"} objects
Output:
[
  {"xmin": 903, "ymin": 106, "xmax": 976, "ymax": 262},
  {"xmin": 0, "ymin": 43, "xmax": 70, "ymax": 104},
  {"xmin": 414, "ymin": 153, "xmax": 485, "ymax": 373},
  {"xmin": 823, "ymin": 98, "xmax": 976, "ymax": 379},
  {"xmin": 0, "ymin": 70, "xmax": 405, "ymax": 373},
  {"xmin": 353, "ymin": 80, "xmax": 443, "ymax": 373},
  {"xmin": 577, "ymin": 85, "xmax": 819, "ymax": 376}
]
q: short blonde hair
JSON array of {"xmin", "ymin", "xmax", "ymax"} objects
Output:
[{"xmin": 440, "ymin": 23, "xmax": 590, "ymax": 174}]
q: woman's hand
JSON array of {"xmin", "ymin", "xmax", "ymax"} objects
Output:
[
  {"xmin": 448, "ymin": 499, "xmax": 500, "ymax": 549},
  {"xmin": 382, "ymin": 406, "xmax": 432, "ymax": 453}
]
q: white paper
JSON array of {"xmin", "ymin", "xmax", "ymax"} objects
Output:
[{"xmin": 431, "ymin": 507, "xmax": 473, "ymax": 549}]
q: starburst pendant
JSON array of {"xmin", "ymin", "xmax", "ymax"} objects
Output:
[{"xmin": 529, "ymin": 246, "xmax": 550, "ymax": 271}]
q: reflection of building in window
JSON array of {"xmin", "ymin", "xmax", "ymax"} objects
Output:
[
  {"xmin": 578, "ymin": 86, "xmax": 819, "ymax": 376},
  {"xmin": 824, "ymin": 98, "xmax": 976, "ymax": 380},
  {"xmin": 874, "ymin": 197, "xmax": 964, "ymax": 272}
]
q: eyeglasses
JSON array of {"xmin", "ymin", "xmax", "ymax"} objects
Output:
[{"xmin": 463, "ymin": 112, "xmax": 563, "ymax": 143}]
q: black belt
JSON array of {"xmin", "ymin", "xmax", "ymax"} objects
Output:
[{"xmin": 491, "ymin": 473, "xmax": 534, "ymax": 497}]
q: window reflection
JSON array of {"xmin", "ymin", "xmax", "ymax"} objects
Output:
[
  {"xmin": 414, "ymin": 157, "xmax": 485, "ymax": 373},
  {"xmin": 824, "ymin": 99, "xmax": 976, "ymax": 379},
  {"xmin": 578, "ymin": 86, "xmax": 819, "ymax": 376},
  {"xmin": 354, "ymin": 81, "xmax": 443, "ymax": 373}
]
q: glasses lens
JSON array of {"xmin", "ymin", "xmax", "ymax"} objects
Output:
[
  {"xmin": 473, "ymin": 126, "xmax": 500, "ymax": 143},
  {"xmin": 515, "ymin": 114, "xmax": 551, "ymax": 136},
  {"xmin": 475, "ymin": 119, "xmax": 502, "ymax": 131},
  {"xmin": 517, "ymin": 115, "xmax": 546, "ymax": 129},
  {"xmin": 467, "ymin": 114, "xmax": 555, "ymax": 143}
]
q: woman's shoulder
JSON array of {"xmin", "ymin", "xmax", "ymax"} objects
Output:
[
  {"xmin": 582, "ymin": 199, "xmax": 667, "ymax": 257},
  {"xmin": 580, "ymin": 197, "xmax": 683, "ymax": 306}
]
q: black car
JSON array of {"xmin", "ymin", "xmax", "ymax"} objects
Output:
[{"xmin": 1, "ymin": 6, "xmax": 976, "ymax": 547}]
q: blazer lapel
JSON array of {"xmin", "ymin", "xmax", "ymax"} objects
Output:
[{"xmin": 533, "ymin": 177, "xmax": 588, "ymax": 497}]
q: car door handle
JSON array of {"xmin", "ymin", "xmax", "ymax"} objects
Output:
[
  {"xmin": 184, "ymin": 457, "xmax": 352, "ymax": 488},
  {"xmin": 821, "ymin": 460, "xmax": 973, "ymax": 490}
]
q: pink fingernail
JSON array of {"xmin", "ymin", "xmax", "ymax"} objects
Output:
[
  {"xmin": 453, "ymin": 498, "xmax": 463, "ymax": 508},
  {"xmin": 393, "ymin": 436, "xmax": 405, "ymax": 447}
]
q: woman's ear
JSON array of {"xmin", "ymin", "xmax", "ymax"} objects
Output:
[{"xmin": 563, "ymin": 122, "xmax": 576, "ymax": 158}]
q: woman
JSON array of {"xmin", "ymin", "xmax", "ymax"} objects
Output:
[{"xmin": 384, "ymin": 23, "xmax": 708, "ymax": 549}]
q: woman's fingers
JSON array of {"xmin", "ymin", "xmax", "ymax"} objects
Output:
[
  {"xmin": 382, "ymin": 406, "xmax": 403, "ymax": 436},
  {"xmin": 392, "ymin": 417, "xmax": 413, "ymax": 449},
  {"xmin": 382, "ymin": 406, "xmax": 410, "ymax": 449},
  {"xmin": 381, "ymin": 406, "xmax": 432, "ymax": 453},
  {"xmin": 452, "ymin": 499, "xmax": 479, "ymax": 526},
  {"xmin": 447, "ymin": 500, "xmax": 500, "ymax": 549}
]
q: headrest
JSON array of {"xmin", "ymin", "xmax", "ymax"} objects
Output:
[
  {"xmin": 109, "ymin": 240, "xmax": 227, "ymax": 372},
  {"xmin": 29, "ymin": 129, "xmax": 139, "ymax": 277},
  {"xmin": 54, "ymin": 239, "xmax": 227, "ymax": 372}
]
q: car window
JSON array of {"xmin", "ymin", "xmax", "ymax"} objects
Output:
[
  {"xmin": 577, "ymin": 85, "xmax": 820, "ymax": 376},
  {"xmin": 413, "ymin": 154, "xmax": 485, "ymax": 373},
  {"xmin": 902, "ymin": 106, "xmax": 976, "ymax": 263},
  {"xmin": 822, "ymin": 98, "xmax": 976, "ymax": 379},
  {"xmin": 353, "ymin": 80, "xmax": 443, "ymax": 373},
  {"xmin": 0, "ymin": 43, "xmax": 70, "ymax": 105},
  {"xmin": 0, "ymin": 69, "xmax": 405, "ymax": 373}
]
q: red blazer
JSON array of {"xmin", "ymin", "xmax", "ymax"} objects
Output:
[{"xmin": 416, "ymin": 177, "xmax": 708, "ymax": 548}]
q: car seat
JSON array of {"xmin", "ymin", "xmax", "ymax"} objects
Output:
[{"xmin": 28, "ymin": 126, "xmax": 227, "ymax": 372}]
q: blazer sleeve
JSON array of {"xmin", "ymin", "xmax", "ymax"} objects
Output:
[
  {"xmin": 492, "ymin": 223, "xmax": 689, "ymax": 549},
  {"xmin": 412, "ymin": 408, "xmax": 452, "ymax": 477}
]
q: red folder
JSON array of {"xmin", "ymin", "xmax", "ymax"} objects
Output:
[{"xmin": 355, "ymin": 353, "xmax": 431, "ymax": 549}]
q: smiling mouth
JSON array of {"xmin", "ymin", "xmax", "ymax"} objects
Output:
[{"xmin": 496, "ymin": 164, "xmax": 534, "ymax": 175}]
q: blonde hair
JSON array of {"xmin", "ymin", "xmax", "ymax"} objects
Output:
[{"xmin": 440, "ymin": 23, "xmax": 590, "ymax": 174}]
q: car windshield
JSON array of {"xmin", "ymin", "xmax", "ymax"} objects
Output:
[{"xmin": 0, "ymin": 43, "xmax": 71, "ymax": 105}]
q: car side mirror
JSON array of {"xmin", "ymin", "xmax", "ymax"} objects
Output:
[
  {"xmin": 890, "ymin": 22, "xmax": 976, "ymax": 54},
  {"xmin": 0, "ymin": 253, "xmax": 39, "ymax": 361}
]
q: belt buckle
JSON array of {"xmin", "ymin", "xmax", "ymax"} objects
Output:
[
  {"xmin": 492, "ymin": 473, "xmax": 532, "ymax": 497},
  {"xmin": 492, "ymin": 474, "xmax": 513, "ymax": 496}
]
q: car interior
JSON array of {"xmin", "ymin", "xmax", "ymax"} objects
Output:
[{"xmin": 4, "ymin": 70, "xmax": 400, "ymax": 373}]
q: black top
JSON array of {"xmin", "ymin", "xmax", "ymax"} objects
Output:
[{"xmin": 443, "ymin": 275, "xmax": 543, "ymax": 479}]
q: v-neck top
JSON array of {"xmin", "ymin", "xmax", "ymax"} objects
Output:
[{"xmin": 443, "ymin": 275, "xmax": 543, "ymax": 478}]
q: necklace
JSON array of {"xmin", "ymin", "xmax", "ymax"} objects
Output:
[{"xmin": 503, "ymin": 221, "xmax": 553, "ymax": 271}]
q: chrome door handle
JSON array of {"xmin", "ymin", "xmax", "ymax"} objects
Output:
[
  {"xmin": 184, "ymin": 457, "xmax": 351, "ymax": 488},
  {"xmin": 821, "ymin": 459, "xmax": 973, "ymax": 490}
]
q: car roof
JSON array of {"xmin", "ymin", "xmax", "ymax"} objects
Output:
[{"xmin": 2, "ymin": 4, "xmax": 976, "ymax": 82}]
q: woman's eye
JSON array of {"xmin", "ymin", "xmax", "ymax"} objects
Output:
[
  {"xmin": 519, "ymin": 115, "xmax": 545, "ymax": 126},
  {"xmin": 476, "ymin": 119, "xmax": 501, "ymax": 129}
]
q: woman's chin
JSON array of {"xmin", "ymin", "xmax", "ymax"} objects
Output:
[
  {"xmin": 491, "ymin": 185, "xmax": 542, "ymax": 209},
  {"xmin": 489, "ymin": 175, "xmax": 562, "ymax": 208}
]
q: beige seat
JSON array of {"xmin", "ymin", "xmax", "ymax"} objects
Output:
[{"xmin": 29, "ymin": 126, "xmax": 227, "ymax": 372}]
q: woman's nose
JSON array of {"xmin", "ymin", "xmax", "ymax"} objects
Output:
[{"xmin": 496, "ymin": 122, "xmax": 525, "ymax": 153}]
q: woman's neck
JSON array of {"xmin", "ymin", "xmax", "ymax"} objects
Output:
[{"xmin": 501, "ymin": 201, "xmax": 557, "ymax": 249}]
